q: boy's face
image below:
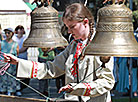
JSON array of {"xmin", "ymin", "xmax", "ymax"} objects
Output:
[
  {"xmin": 63, "ymin": 19, "xmax": 89, "ymax": 40},
  {"xmin": 17, "ymin": 29, "xmax": 24, "ymax": 38},
  {"xmin": 5, "ymin": 30, "xmax": 13, "ymax": 39}
]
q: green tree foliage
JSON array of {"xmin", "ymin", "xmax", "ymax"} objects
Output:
[
  {"xmin": 133, "ymin": 10, "xmax": 138, "ymax": 30},
  {"xmin": 87, "ymin": 0, "xmax": 104, "ymax": 21},
  {"xmin": 133, "ymin": 0, "xmax": 138, "ymax": 10},
  {"xmin": 132, "ymin": 0, "xmax": 138, "ymax": 30}
]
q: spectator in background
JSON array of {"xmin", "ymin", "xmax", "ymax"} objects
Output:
[
  {"xmin": 131, "ymin": 57, "xmax": 138, "ymax": 97},
  {"xmin": 38, "ymin": 48, "xmax": 55, "ymax": 96},
  {"xmin": 0, "ymin": 28, "xmax": 20, "ymax": 96},
  {"xmin": 114, "ymin": 57, "xmax": 129, "ymax": 95},
  {"xmin": 131, "ymin": 34, "xmax": 138, "ymax": 97},
  {"xmin": 12, "ymin": 25, "xmax": 29, "ymax": 96}
]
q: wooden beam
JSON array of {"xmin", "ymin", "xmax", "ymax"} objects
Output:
[{"xmin": 0, "ymin": 94, "xmax": 77, "ymax": 102}]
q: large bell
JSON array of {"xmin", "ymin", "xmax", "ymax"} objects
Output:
[
  {"xmin": 23, "ymin": 5, "xmax": 68, "ymax": 48},
  {"xmin": 85, "ymin": 1, "xmax": 138, "ymax": 57}
]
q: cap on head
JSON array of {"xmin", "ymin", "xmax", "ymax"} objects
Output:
[{"xmin": 4, "ymin": 28, "xmax": 14, "ymax": 33}]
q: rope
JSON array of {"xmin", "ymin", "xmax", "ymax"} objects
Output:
[{"xmin": 4, "ymin": 71, "xmax": 50, "ymax": 102}]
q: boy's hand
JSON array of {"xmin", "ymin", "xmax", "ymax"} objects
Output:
[{"xmin": 3, "ymin": 54, "xmax": 19, "ymax": 65}]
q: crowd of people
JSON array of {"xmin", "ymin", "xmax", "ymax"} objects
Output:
[
  {"xmin": 0, "ymin": 25, "xmax": 31, "ymax": 96},
  {"xmin": 0, "ymin": 26, "xmax": 20, "ymax": 96},
  {"xmin": 0, "ymin": 0, "xmax": 138, "ymax": 102}
]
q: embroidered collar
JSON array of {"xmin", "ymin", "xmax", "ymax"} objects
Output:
[{"xmin": 70, "ymin": 38, "xmax": 89, "ymax": 77}]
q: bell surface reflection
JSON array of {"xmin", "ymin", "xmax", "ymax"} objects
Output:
[
  {"xmin": 85, "ymin": 2, "xmax": 138, "ymax": 57},
  {"xmin": 23, "ymin": 4, "xmax": 68, "ymax": 48}
]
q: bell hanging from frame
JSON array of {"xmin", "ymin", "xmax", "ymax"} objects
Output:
[
  {"xmin": 85, "ymin": 0, "xmax": 138, "ymax": 57},
  {"xmin": 23, "ymin": 1, "xmax": 68, "ymax": 48}
]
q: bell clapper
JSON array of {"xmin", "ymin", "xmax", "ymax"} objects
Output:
[{"xmin": 100, "ymin": 56, "xmax": 110, "ymax": 68}]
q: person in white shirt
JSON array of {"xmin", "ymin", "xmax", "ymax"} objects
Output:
[{"xmin": 12, "ymin": 25, "xmax": 30, "ymax": 96}]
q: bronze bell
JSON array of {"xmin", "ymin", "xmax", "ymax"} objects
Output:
[
  {"xmin": 23, "ymin": 4, "xmax": 68, "ymax": 48},
  {"xmin": 85, "ymin": 0, "xmax": 138, "ymax": 57}
]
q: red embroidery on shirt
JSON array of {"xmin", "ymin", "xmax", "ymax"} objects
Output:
[
  {"xmin": 31, "ymin": 61, "xmax": 38, "ymax": 78},
  {"xmin": 83, "ymin": 83, "xmax": 92, "ymax": 96},
  {"xmin": 71, "ymin": 42, "xmax": 85, "ymax": 77},
  {"xmin": 66, "ymin": 84, "xmax": 73, "ymax": 93}
]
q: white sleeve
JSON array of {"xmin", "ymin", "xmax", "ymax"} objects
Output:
[
  {"xmin": 16, "ymin": 44, "xmax": 71, "ymax": 79},
  {"xmin": 16, "ymin": 59, "xmax": 45, "ymax": 79}
]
